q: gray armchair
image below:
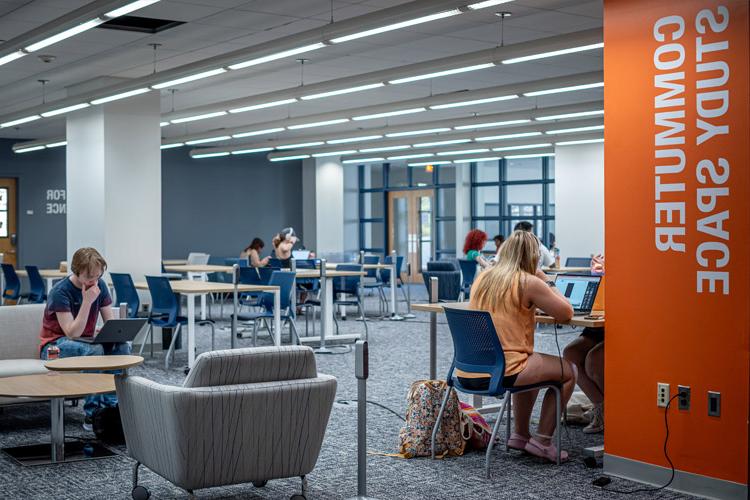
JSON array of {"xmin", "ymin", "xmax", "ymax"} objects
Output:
[{"xmin": 116, "ymin": 346, "xmax": 337, "ymax": 500}]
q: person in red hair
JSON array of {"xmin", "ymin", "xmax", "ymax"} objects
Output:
[{"xmin": 463, "ymin": 229, "xmax": 491, "ymax": 269}]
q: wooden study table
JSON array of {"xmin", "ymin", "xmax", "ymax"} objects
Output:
[
  {"xmin": 162, "ymin": 259, "xmax": 188, "ymax": 266},
  {"xmin": 134, "ymin": 280, "xmax": 280, "ymax": 368},
  {"xmin": 325, "ymin": 261, "xmax": 402, "ymax": 320},
  {"xmin": 163, "ymin": 264, "xmax": 233, "ymax": 274},
  {"xmin": 0, "ymin": 373, "xmax": 116, "ymax": 465},
  {"xmin": 15, "ymin": 269, "xmax": 68, "ymax": 293},
  {"xmin": 45, "ymin": 355, "xmax": 144, "ymax": 373},
  {"xmin": 542, "ymin": 266, "xmax": 591, "ymax": 274}
]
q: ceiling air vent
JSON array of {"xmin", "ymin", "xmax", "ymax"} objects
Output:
[{"xmin": 98, "ymin": 15, "xmax": 185, "ymax": 34}]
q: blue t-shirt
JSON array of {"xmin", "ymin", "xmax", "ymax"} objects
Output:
[{"xmin": 39, "ymin": 277, "xmax": 112, "ymax": 351}]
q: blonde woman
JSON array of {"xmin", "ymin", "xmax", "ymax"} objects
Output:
[{"xmin": 462, "ymin": 230, "xmax": 576, "ymax": 462}]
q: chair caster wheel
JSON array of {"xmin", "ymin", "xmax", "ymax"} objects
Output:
[
  {"xmin": 236, "ymin": 333, "xmax": 243, "ymax": 339},
  {"xmin": 290, "ymin": 495, "xmax": 306, "ymax": 500},
  {"xmin": 183, "ymin": 367, "xmax": 190, "ymax": 376},
  {"xmin": 252, "ymin": 480, "xmax": 267, "ymax": 487},
  {"xmin": 132, "ymin": 485, "xmax": 150, "ymax": 500}
]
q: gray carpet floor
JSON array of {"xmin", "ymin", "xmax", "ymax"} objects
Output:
[{"xmin": 0, "ymin": 286, "xmax": 693, "ymax": 499}]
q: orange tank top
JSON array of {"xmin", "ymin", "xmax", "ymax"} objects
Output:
[{"xmin": 456, "ymin": 273, "xmax": 536, "ymax": 379}]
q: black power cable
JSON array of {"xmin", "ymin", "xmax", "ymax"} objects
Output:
[
  {"xmin": 336, "ymin": 399, "xmax": 405, "ymax": 422},
  {"xmin": 593, "ymin": 393, "xmax": 681, "ymax": 494}
]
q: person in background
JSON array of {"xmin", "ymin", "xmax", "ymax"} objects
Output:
[
  {"xmin": 493, "ymin": 234, "xmax": 505, "ymax": 252},
  {"xmin": 464, "ymin": 230, "xmax": 576, "ymax": 462},
  {"xmin": 273, "ymin": 227, "xmax": 297, "ymax": 268},
  {"xmin": 38, "ymin": 247, "xmax": 129, "ymax": 431},
  {"xmin": 548, "ymin": 232, "xmax": 560, "ymax": 268},
  {"xmin": 514, "ymin": 221, "xmax": 555, "ymax": 268},
  {"xmin": 241, "ymin": 238, "xmax": 269, "ymax": 268},
  {"xmin": 562, "ymin": 254, "xmax": 605, "ymax": 433},
  {"xmin": 463, "ymin": 229, "xmax": 491, "ymax": 269}
]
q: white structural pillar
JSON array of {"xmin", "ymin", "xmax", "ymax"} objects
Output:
[
  {"xmin": 454, "ymin": 162, "xmax": 472, "ymax": 255},
  {"xmin": 302, "ymin": 157, "xmax": 345, "ymax": 255},
  {"xmin": 66, "ymin": 91, "xmax": 162, "ymax": 280}
]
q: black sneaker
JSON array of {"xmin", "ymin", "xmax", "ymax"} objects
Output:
[{"xmin": 83, "ymin": 416, "xmax": 93, "ymax": 432}]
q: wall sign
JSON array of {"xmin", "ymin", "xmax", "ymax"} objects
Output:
[{"xmin": 46, "ymin": 189, "xmax": 66, "ymax": 215}]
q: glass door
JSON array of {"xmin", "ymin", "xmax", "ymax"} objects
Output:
[{"xmin": 388, "ymin": 189, "xmax": 434, "ymax": 283}]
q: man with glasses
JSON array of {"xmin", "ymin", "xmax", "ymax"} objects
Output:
[{"xmin": 38, "ymin": 247, "xmax": 129, "ymax": 431}]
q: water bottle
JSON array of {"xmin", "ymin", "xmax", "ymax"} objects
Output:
[{"xmin": 47, "ymin": 344, "xmax": 60, "ymax": 361}]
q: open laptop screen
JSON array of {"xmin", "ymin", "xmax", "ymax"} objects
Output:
[{"xmin": 554, "ymin": 274, "xmax": 601, "ymax": 313}]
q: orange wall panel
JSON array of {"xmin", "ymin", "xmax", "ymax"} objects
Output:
[{"xmin": 604, "ymin": 0, "xmax": 749, "ymax": 484}]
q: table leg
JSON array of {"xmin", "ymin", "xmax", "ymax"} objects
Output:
[
  {"xmin": 50, "ymin": 397, "xmax": 64, "ymax": 463},
  {"xmin": 389, "ymin": 261, "xmax": 403, "ymax": 321},
  {"xmin": 323, "ymin": 278, "xmax": 333, "ymax": 339},
  {"xmin": 273, "ymin": 289, "xmax": 281, "ymax": 346},
  {"xmin": 187, "ymin": 293, "xmax": 196, "ymax": 368},
  {"xmin": 200, "ymin": 294, "xmax": 207, "ymax": 320},
  {"xmin": 46, "ymin": 278, "xmax": 54, "ymax": 294},
  {"xmin": 429, "ymin": 312, "xmax": 437, "ymax": 380}
]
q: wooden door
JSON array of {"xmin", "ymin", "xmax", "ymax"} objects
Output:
[
  {"xmin": 388, "ymin": 189, "xmax": 434, "ymax": 283},
  {"xmin": 0, "ymin": 179, "xmax": 17, "ymax": 267}
]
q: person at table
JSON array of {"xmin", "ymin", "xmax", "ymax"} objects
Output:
[
  {"xmin": 563, "ymin": 253, "xmax": 605, "ymax": 433},
  {"xmin": 514, "ymin": 221, "xmax": 555, "ymax": 268},
  {"xmin": 272, "ymin": 227, "xmax": 297, "ymax": 268},
  {"xmin": 490, "ymin": 234, "xmax": 505, "ymax": 263},
  {"xmin": 241, "ymin": 237, "xmax": 270, "ymax": 268},
  {"xmin": 38, "ymin": 247, "xmax": 129, "ymax": 431},
  {"xmin": 463, "ymin": 230, "xmax": 576, "ymax": 462},
  {"xmin": 463, "ymin": 229, "xmax": 491, "ymax": 269}
]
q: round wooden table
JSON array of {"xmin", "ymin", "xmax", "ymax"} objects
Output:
[
  {"xmin": 45, "ymin": 355, "xmax": 144, "ymax": 372},
  {"xmin": 0, "ymin": 373, "xmax": 115, "ymax": 465}
]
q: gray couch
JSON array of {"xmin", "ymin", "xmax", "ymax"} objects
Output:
[
  {"xmin": 117, "ymin": 346, "xmax": 337, "ymax": 499},
  {"xmin": 0, "ymin": 304, "xmax": 47, "ymax": 406}
]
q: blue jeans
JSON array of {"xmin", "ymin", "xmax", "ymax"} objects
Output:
[{"xmin": 41, "ymin": 337, "xmax": 131, "ymax": 418}]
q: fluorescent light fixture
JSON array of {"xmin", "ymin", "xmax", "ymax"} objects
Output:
[
  {"xmin": 555, "ymin": 138, "xmax": 604, "ymax": 146},
  {"xmin": 171, "ymin": 111, "xmax": 228, "ymax": 124},
  {"xmin": 545, "ymin": 124, "xmax": 604, "ymax": 134},
  {"xmin": 46, "ymin": 141, "xmax": 67, "ymax": 148},
  {"xmin": 523, "ymin": 82, "xmax": 604, "ymax": 97},
  {"xmin": 388, "ymin": 63, "xmax": 495, "ymax": 85},
  {"xmin": 385, "ymin": 128, "xmax": 451, "ymax": 138},
  {"xmin": 184, "ymin": 135, "xmax": 232, "ymax": 145},
  {"xmin": 160, "ymin": 143, "xmax": 184, "ymax": 149},
  {"xmin": 231, "ymin": 147, "xmax": 274, "ymax": 155},
  {"xmin": 40, "ymin": 103, "xmax": 90, "ymax": 117},
  {"xmin": 15, "ymin": 145, "xmax": 46, "ymax": 153},
  {"xmin": 271, "ymin": 154, "xmax": 310, "ymax": 162},
  {"xmin": 454, "ymin": 119, "xmax": 531, "ymax": 130},
  {"xmin": 228, "ymin": 43, "xmax": 325, "ymax": 70},
  {"xmin": 90, "ymin": 88, "xmax": 150, "ymax": 105},
  {"xmin": 502, "ymin": 43, "xmax": 604, "ymax": 65},
  {"xmin": 312, "ymin": 150, "xmax": 357, "ymax": 157},
  {"xmin": 453, "ymin": 156, "xmax": 502, "ymax": 163},
  {"xmin": 436, "ymin": 148, "xmax": 489, "ymax": 156},
  {"xmin": 359, "ymin": 145, "xmax": 410, "ymax": 153},
  {"xmin": 288, "ymin": 118, "xmax": 350, "ymax": 130},
  {"xmin": 277, "ymin": 141, "xmax": 325, "ymax": 150},
  {"xmin": 414, "ymin": 138, "xmax": 471, "ymax": 148},
  {"xmin": 492, "ymin": 143, "xmax": 551, "ymax": 151},
  {"xmin": 0, "ymin": 51, "xmax": 25, "ymax": 67},
  {"xmin": 229, "ymin": 98, "xmax": 298, "ymax": 114},
  {"xmin": 466, "ymin": 0, "xmax": 514, "ymax": 9},
  {"xmin": 352, "ymin": 107, "xmax": 426, "ymax": 121},
  {"xmin": 25, "ymin": 19, "xmax": 102, "ymax": 52},
  {"xmin": 301, "ymin": 83, "xmax": 385, "ymax": 100},
  {"xmin": 152, "ymin": 68, "xmax": 227, "ymax": 89},
  {"xmin": 535, "ymin": 110, "xmax": 604, "ymax": 121},
  {"xmin": 160, "ymin": 121, "xmax": 170, "ymax": 127},
  {"xmin": 342, "ymin": 157, "xmax": 384, "ymax": 164},
  {"xmin": 1, "ymin": 115, "xmax": 41, "ymax": 128},
  {"xmin": 193, "ymin": 152, "xmax": 231, "ymax": 159},
  {"xmin": 327, "ymin": 135, "xmax": 383, "ymax": 144},
  {"xmin": 387, "ymin": 153, "xmax": 434, "ymax": 160},
  {"xmin": 233, "ymin": 127, "xmax": 286, "ymax": 138},
  {"xmin": 408, "ymin": 161, "xmax": 452, "ymax": 167},
  {"xmin": 330, "ymin": 10, "xmax": 461, "ymax": 44},
  {"xmin": 505, "ymin": 153, "xmax": 555, "ymax": 159},
  {"xmin": 104, "ymin": 0, "xmax": 160, "ymax": 18},
  {"xmin": 430, "ymin": 94, "xmax": 518, "ymax": 110},
  {"xmin": 476, "ymin": 132, "xmax": 542, "ymax": 141}
]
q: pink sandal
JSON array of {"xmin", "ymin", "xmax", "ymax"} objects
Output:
[
  {"xmin": 507, "ymin": 433, "xmax": 529, "ymax": 451},
  {"xmin": 524, "ymin": 436, "xmax": 569, "ymax": 463}
]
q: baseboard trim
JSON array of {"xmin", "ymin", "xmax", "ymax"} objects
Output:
[{"xmin": 604, "ymin": 454, "xmax": 747, "ymax": 500}]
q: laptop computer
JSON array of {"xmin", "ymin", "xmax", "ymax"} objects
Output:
[
  {"xmin": 78, "ymin": 318, "xmax": 147, "ymax": 344},
  {"xmin": 292, "ymin": 250, "xmax": 311, "ymax": 260},
  {"xmin": 554, "ymin": 274, "xmax": 601, "ymax": 314}
]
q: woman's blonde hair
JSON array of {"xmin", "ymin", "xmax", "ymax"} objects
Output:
[{"xmin": 472, "ymin": 230, "xmax": 539, "ymax": 312}]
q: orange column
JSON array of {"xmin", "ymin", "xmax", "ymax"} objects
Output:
[{"xmin": 604, "ymin": 0, "xmax": 749, "ymax": 490}]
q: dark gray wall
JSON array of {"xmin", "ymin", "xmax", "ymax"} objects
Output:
[
  {"xmin": 0, "ymin": 138, "xmax": 67, "ymax": 268},
  {"xmin": 162, "ymin": 147, "xmax": 304, "ymax": 260},
  {"xmin": 0, "ymin": 139, "xmax": 304, "ymax": 267}
]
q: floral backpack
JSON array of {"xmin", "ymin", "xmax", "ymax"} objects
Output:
[{"xmin": 398, "ymin": 380, "xmax": 465, "ymax": 458}]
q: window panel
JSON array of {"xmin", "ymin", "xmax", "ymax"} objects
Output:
[
  {"xmin": 473, "ymin": 185, "xmax": 499, "ymax": 218},
  {"xmin": 360, "ymin": 221, "xmax": 385, "ymax": 251},
  {"xmin": 361, "ymin": 192, "xmax": 384, "ymax": 219},
  {"xmin": 505, "ymin": 184, "xmax": 542, "ymax": 217},
  {"xmin": 388, "ymin": 164, "xmax": 409, "ymax": 187},
  {"xmin": 506, "ymin": 157, "xmax": 543, "ymax": 181},
  {"xmin": 437, "ymin": 220, "xmax": 455, "ymax": 252},
  {"xmin": 437, "ymin": 187, "xmax": 455, "ymax": 218},
  {"xmin": 411, "ymin": 165, "xmax": 433, "ymax": 187},
  {"xmin": 474, "ymin": 160, "xmax": 500, "ymax": 183},
  {"xmin": 437, "ymin": 164, "xmax": 455, "ymax": 185}
]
